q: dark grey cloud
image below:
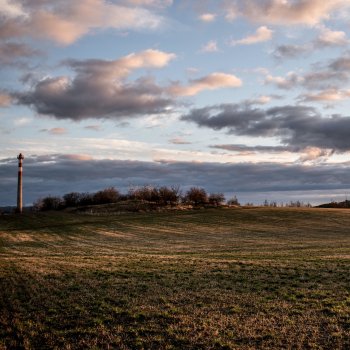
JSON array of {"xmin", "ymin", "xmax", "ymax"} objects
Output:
[
  {"xmin": 15, "ymin": 76, "xmax": 172, "ymax": 120},
  {"xmin": 182, "ymin": 104, "xmax": 350, "ymax": 151},
  {"xmin": 1, "ymin": 154, "xmax": 350, "ymax": 206},
  {"xmin": 266, "ymin": 53, "xmax": 350, "ymax": 90},
  {"xmin": 0, "ymin": 42, "xmax": 40, "ymax": 67},
  {"xmin": 273, "ymin": 32, "xmax": 349, "ymax": 61},
  {"xmin": 14, "ymin": 51, "xmax": 176, "ymax": 120},
  {"xmin": 273, "ymin": 44, "xmax": 310, "ymax": 60},
  {"xmin": 329, "ymin": 56, "xmax": 350, "ymax": 71}
]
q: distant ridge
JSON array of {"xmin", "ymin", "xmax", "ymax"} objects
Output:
[{"xmin": 316, "ymin": 200, "xmax": 350, "ymax": 208}]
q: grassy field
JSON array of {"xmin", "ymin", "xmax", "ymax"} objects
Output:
[{"xmin": 0, "ymin": 207, "xmax": 350, "ymax": 349}]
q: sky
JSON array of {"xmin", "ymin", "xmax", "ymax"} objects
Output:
[{"xmin": 1, "ymin": 0, "xmax": 350, "ymax": 206}]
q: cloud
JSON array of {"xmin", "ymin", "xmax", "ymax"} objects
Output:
[
  {"xmin": 299, "ymin": 89, "xmax": 350, "ymax": 102},
  {"xmin": 0, "ymin": 0, "xmax": 167, "ymax": 45},
  {"xmin": 123, "ymin": 0, "xmax": 173, "ymax": 7},
  {"xmin": 13, "ymin": 117, "xmax": 32, "ymax": 126},
  {"xmin": 198, "ymin": 13, "xmax": 216, "ymax": 22},
  {"xmin": 0, "ymin": 0, "xmax": 26, "ymax": 18},
  {"xmin": 1, "ymin": 154, "xmax": 350, "ymax": 206},
  {"xmin": 201, "ymin": 40, "xmax": 219, "ymax": 53},
  {"xmin": 273, "ymin": 27, "xmax": 348, "ymax": 61},
  {"xmin": 65, "ymin": 49, "xmax": 176, "ymax": 78},
  {"xmin": 273, "ymin": 44, "xmax": 310, "ymax": 60},
  {"xmin": 211, "ymin": 144, "xmax": 292, "ymax": 153},
  {"xmin": 265, "ymin": 53, "xmax": 350, "ymax": 90},
  {"xmin": 15, "ymin": 49, "xmax": 176, "ymax": 120},
  {"xmin": 182, "ymin": 104, "xmax": 350, "ymax": 152},
  {"xmin": 84, "ymin": 125, "xmax": 102, "ymax": 131},
  {"xmin": 298, "ymin": 147, "xmax": 334, "ymax": 162},
  {"xmin": 315, "ymin": 26, "xmax": 349, "ymax": 47},
  {"xmin": 40, "ymin": 127, "xmax": 67, "ymax": 135},
  {"xmin": 224, "ymin": 0, "xmax": 349, "ymax": 26},
  {"xmin": 265, "ymin": 72, "xmax": 304, "ymax": 89},
  {"xmin": 329, "ymin": 56, "xmax": 350, "ymax": 71},
  {"xmin": 232, "ymin": 26, "xmax": 273, "ymax": 45},
  {"xmin": 168, "ymin": 72, "xmax": 242, "ymax": 96},
  {"xmin": 243, "ymin": 95, "xmax": 273, "ymax": 106},
  {"xmin": 169, "ymin": 137, "xmax": 192, "ymax": 145},
  {"xmin": 0, "ymin": 92, "xmax": 12, "ymax": 107},
  {"xmin": 0, "ymin": 42, "xmax": 40, "ymax": 66},
  {"xmin": 210, "ymin": 143, "xmax": 334, "ymax": 162}
]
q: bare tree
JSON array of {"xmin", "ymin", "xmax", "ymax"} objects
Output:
[
  {"xmin": 184, "ymin": 187, "xmax": 208, "ymax": 206},
  {"xmin": 208, "ymin": 193, "xmax": 225, "ymax": 206}
]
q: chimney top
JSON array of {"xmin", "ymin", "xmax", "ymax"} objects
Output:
[{"xmin": 17, "ymin": 153, "xmax": 24, "ymax": 160}]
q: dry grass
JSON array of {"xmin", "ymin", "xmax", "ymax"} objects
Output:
[{"xmin": 0, "ymin": 207, "xmax": 350, "ymax": 349}]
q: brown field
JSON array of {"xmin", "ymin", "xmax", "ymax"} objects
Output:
[{"xmin": 0, "ymin": 207, "xmax": 350, "ymax": 349}]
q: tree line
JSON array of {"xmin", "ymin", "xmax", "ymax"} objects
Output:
[{"xmin": 33, "ymin": 186, "xmax": 240, "ymax": 211}]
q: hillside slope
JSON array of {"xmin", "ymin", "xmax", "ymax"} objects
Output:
[{"xmin": 1, "ymin": 208, "xmax": 350, "ymax": 349}]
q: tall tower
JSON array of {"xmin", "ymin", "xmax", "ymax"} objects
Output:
[{"xmin": 17, "ymin": 153, "xmax": 24, "ymax": 213}]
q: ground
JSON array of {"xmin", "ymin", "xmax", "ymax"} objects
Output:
[{"xmin": 0, "ymin": 207, "xmax": 350, "ymax": 349}]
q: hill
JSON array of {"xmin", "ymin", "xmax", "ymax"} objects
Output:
[
  {"xmin": 316, "ymin": 199, "xmax": 350, "ymax": 208},
  {"xmin": 1, "ymin": 208, "xmax": 350, "ymax": 349}
]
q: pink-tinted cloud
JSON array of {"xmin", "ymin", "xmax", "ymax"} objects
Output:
[
  {"xmin": 299, "ymin": 89, "xmax": 350, "ymax": 102},
  {"xmin": 0, "ymin": 42, "xmax": 40, "ymax": 65},
  {"xmin": 169, "ymin": 72, "xmax": 242, "ymax": 96},
  {"xmin": 0, "ymin": 92, "xmax": 12, "ymax": 107},
  {"xmin": 198, "ymin": 13, "xmax": 216, "ymax": 22},
  {"xmin": 169, "ymin": 137, "xmax": 192, "ymax": 145},
  {"xmin": 232, "ymin": 26, "xmax": 273, "ymax": 45},
  {"xmin": 0, "ymin": 0, "xmax": 167, "ymax": 45},
  {"xmin": 315, "ymin": 26, "xmax": 349, "ymax": 47},
  {"xmin": 40, "ymin": 127, "xmax": 68, "ymax": 135},
  {"xmin": 225, "ymin": 0, "xmax": 349, "ymax": 26}
]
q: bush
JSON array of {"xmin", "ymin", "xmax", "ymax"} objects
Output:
[
  {"xmin": 36, "ymin": 196, "xmax": 64, "ymax": 211},
  {"xmin": 63, "ymin": 192, "xmax": 82, "ymax": 207},
  {"xmin": 227, "ymin": 196, "xmax": 240, "ymax": 206},
  {"xmin": 93, "ymin": 187, "xmax": 119, "ymax": 205},
  {"xmin": 208, "ymin": 193, "xmax": 225, "ymax": 206},
  {"xmin": 78, "ymin": 193, "xmax": 94, "ymax": 206},
  {"xmin": 158, "ymin": 186, "xmax": 181, "ymax": 205},
  {"xmin": 184, "ymin": 187, "xmax": 208, "ymax": 206},
  {"xmin": 128, "ymin": 186, "xmax": 160, "ymax": 203}
]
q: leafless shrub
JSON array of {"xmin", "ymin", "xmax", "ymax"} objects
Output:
[
  {"xmin": 158, "ymin": 186, "xmax": 181, "ymax": 205},
  {"xmin": 183, "ymin": 187, "xmax": 208, "ymax": 206},
  {"xmin": 77, "ymin": 193, "xmax": 94, "ymax": 206},
  {"xmin": 93, "ymin": 187, "xmax": 119, "ymax": 205},
  {"xmin": 208, "ymin": 193, "xmax": 225, "ymax": 206},
  {"xmin": 128, "ymin": 185, "xmax": 159, "ymax": 202},
  {"xmin": 227, "ymin": 196, "xmax": 240, "ymax": 206},
  {"xmin": 36, "ymin": 196, "xmax": 64, "ymax": 211},
  {"xmin": 63, "ymin": 192, "xmax": 82, "ymax": 207}
]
